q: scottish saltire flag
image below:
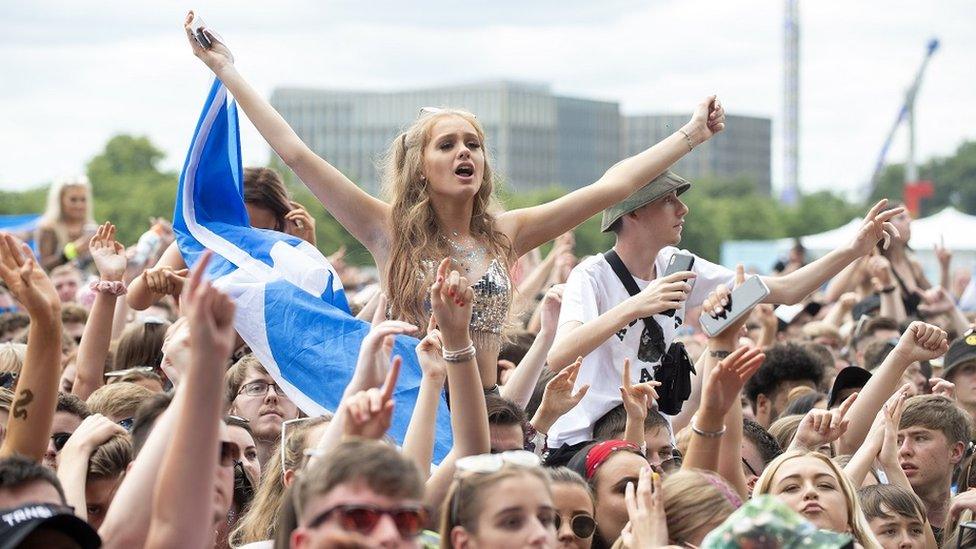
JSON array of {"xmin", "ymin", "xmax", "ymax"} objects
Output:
[{"xmin": 173, "ymin": 79, "xmax": 453, "ymax": 461}]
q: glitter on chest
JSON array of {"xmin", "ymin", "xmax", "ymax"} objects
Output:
[{"xmin": 421, "ymin": 258, "xmax": 512, "ymax": 335}]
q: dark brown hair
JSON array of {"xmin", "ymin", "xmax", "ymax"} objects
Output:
[{"xmin": 243, "ymin": 167, "xmax": 292, "ymax": 231}]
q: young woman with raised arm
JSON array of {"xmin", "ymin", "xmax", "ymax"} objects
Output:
[{"xmin": 184, "ymin": 11, "xmax": 726, "ymax": 389}]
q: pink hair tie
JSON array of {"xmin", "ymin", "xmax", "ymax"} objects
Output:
[
  {"xmin": 701, "ymin": 471, "xmax": 743, "ymax": 508},
  {"xmin": 89, "ymin": 280, "xmax": 127, "ymax": 296}
]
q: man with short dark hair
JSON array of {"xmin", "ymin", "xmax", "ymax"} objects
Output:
[
  {"xmin": 744, "ymin": 343, "xmax": 824, "ymax": 428},
  {"xmin": 291, "ymin": 439, "xmax": 425, "ymax": 548},
  {"xmin": 897, "ymin": 395, "xmax": 972, "ymax": 537},
  {"xmin": 44, "ymin": 393, "xmax": 90, "ymax": 470},
  {"xmin": 741, "ymin": 418, "xmax": 782, "ymax": 494},
  {"xmin": 0, "ymin": 458, "xmax": 100, "ymax": 549},
  {"xmin": 593, "ymin": 404, "xmax": 674, "ymax": 468},
  {"xmin": 485, "ymin": 395, "xmax": 526, "ymax": 454}
]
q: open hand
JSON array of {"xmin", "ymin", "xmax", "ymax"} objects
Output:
[
  {"xmin": 60, "ymin": 413, "xmax": 126, "ymax": 458},
  {"xmin": 541, "ymin": 357, "xmax": 589, "ymax": 418},
  {"xmin": 792, "ymin": 393, "xmax": 857, "ymax": 451},
  {"xmin": 850, "ymin": 199, "xmax": 904, "ymax": 255},
  {"xmin": 892, "ymin": 321, "xmax": 948, "ymax": 363},
  {"xmin": 184, "ymin": 11, "xmax": 234, "ymax": 72},
  {"xmin": 700, "ymin": 346, "xmax": 765, "ymax": 418},
  {"xmin": 0, "ymin": 233, "xmax": 60, "ymax": 318},
  {"xmin": 344, "ymin": 356, "xmax": 400, "ymax": 440},
  {"xmin": 89, "ymin": 222, "xmax": 126, "ymax": 282}
]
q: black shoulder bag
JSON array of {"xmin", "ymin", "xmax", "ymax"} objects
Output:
[{"xmin": 603, "ymin": 250, "xmax": 695, "ymax": 415}]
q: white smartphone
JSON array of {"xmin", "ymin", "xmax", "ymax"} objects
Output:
[
  {"xmin": 699, "ymin": 276, "xmax": 770, "ymax": 337},
  {"xmin": 189, "ymin": 13, "xmax": 212, "ymax": 49}
]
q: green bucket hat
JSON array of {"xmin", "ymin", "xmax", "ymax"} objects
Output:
[
  {"xmin": 702, "ymin": 495, "xmax": 854, "ymax": 549},
  {"xmin": 599, "ymin": 170, "xmax": 691, "ymax": 232}
]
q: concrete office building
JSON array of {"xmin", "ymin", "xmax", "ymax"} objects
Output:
[
  {"xmin": 271, "ymin": 81, "xmax": 771, "ymax": 195},
  {"xmin": 622, "ymin": 114, "xmax": 772, "ymax": 194},
  {"xmin": 271, "ymin": 81, "xmax": 620, "ymax": 193}
]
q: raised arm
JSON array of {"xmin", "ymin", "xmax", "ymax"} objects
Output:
[
  {"xmin": 73, "ymin": 223, "xmax": 127, "ymax": 400},
  {"xmin": 0, "ymin": 234, "xmax": 62, "ymax": 461},
  {"xmin": 146, "ymin": 251, "xmax": 237, "ymax": 548},
  {"xmin": 497, "ymin": 97, "xmax": 725, "ymax": 255},
  {"xmin": 762, "ymin": 200, "xmax": 905, "ymax": 305},
  {"xmin": 403, "ymin": 330, "xmax": 447, "ymax": 478},
  {"xmin": 837, "ymin": 321, "xmax": 947, "ymax": 454},
  {"xmin": 184, "ymin": 12, "xmax": 389, "ymax": 251},
  {"xmin": 501, "ymin": 286, "xmax": 562, "ymax": 407},
  {"xmin": 548, "ymin": 271, "xmax": 695, "ymax": 371}
]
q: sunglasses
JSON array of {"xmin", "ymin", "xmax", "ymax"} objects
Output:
[
  {"xmin": 0, "ymin": 371, "xmax": 17, "ymax": 390},
  {"xmin": 306, "ymin": 504, "xmax": 428, "ymax": 539},
  {"xmin": 51, "ymin": 432, "xmax": 72, "ymax": 452},
  {"xmin": 553, "ymin": 513, "xmax": 596, "ymax": 539}
]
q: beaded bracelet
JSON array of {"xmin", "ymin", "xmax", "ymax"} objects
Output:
[
  {"xmin": 443, "ymin": 343, "xmax": 476, "ymax": 363},
  {"xmin": 90, "ymin": 280, "xmax": 127, "ymax": 296}
]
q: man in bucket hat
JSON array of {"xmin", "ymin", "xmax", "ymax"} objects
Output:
[{"xmin": 545, "ymin": 169, "xmax": 907, "ymax": 448}]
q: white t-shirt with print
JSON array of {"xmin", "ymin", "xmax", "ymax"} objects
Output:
[{"xmin": 548, "ymin": 246, "xmax": 735, "ymax": 447}]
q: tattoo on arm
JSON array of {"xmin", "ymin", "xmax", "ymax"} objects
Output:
[{"xmin": 12, "ymin": 389, "xmax": 33, "ymax": 420}]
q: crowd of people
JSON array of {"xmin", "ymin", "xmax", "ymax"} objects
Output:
[{"xmin": 0, "ymin": 11, "xmax": 975, "ymax": 549}]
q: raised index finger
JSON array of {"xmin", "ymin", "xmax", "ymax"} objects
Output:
[
  {"xmin": 381, "ymin": 355, "xmax": 402, "ymax": 401},
  {"xmin": 837, "ymin": 392, "xmax": 858, "ymax": 419},
  {"xmin": 188, "ymin": 250, "xmax": 213, "ymax": 297},
  {"xmin": 622, "ymin": 358, "xmax": 632, "ymax": 389}
]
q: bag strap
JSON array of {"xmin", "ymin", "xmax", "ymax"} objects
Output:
[{"xmin": 603, "ymin": 250, "xmax": 657, "ymax": 334}]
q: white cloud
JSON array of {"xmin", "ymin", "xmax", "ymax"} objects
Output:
[{"xmin": 1, "ymin": 0, "xmax": 973, "ymax": 200}]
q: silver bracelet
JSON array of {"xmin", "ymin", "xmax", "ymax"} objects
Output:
[
  {"xmin": 691, "ymin": 421, "xmax": 726, "ymax": 438},
  {"xmin": 678, "ymin": 129, "xmax": 695, "ymax": 151},
  {"xmin": 442, "ymin": 343, "xmax": 476, "ymax": 363}
]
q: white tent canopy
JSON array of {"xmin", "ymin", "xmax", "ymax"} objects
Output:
[{"xmin": 721, "ymin": 207, "xmax": 976, "ymax": 277}]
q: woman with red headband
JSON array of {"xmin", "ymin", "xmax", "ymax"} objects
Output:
[{"xmin": 566, "ymin": 440, "xmax": 645, "ymax": 548}]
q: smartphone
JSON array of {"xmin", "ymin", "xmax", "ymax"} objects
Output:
[
  {"xmin": 661, "ymin": 253, "xmax": 695, "ymax": 317},
  {"xmin": 699, "ymin": 276, "xmax": 770, "ymax": 337},
  {"xmin": 189, "ymin": 13, "xmax": 212, "ymax": 49}
]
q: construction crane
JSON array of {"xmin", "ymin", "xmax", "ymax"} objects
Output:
[{"xmin": 867, "ymin": 38, "xmax": 940, "ymax": 201}]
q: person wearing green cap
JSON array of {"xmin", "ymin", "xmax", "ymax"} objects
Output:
[{"xmin": 545, "ymin": 184, "xmax": 908, "ymax": 447}]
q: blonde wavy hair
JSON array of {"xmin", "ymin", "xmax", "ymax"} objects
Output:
[
  {"xmin": 381, "ymin": 109, "xmax": 515, "ymax": 330},
  {"xmin": 229, "ymin": 416, "xmax": 328, "ymax": 547},
  {"xmin": 663, "ymin": 470, "xmax": 738, "ymax": 545},
  {"xmin": 754, "ymin": 450, "xmax": 881, "ymax": 549}
]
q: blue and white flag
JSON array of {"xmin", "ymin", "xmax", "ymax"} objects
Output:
[{"xmin": 173, "ymin": 79, "xmax": 453, "ymax": 461}]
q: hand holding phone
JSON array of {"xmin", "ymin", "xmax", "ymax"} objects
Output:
[
  {"xmin": 189, "ymin": 13, "xmax": 212, "ymax": 49},
  {"xmin": 699, "ymin": 275, "xmax": 770, "ymax": 338},
  {"xmin": 661, "ymin": 253, "xmax": 695, "ymax": 317}
]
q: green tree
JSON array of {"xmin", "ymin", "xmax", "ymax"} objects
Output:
[
  {"xmin": 86, "ymin": 135, "xmax": 178, "ymax": 245},
  {"xmin": 869, "ymin": 139, "xmax": 976, "ymax": 215}
]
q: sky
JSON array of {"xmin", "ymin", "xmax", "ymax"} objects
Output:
[{"xmin": 1, "ymin": 0, "xmax": 973, "ymax": 198}]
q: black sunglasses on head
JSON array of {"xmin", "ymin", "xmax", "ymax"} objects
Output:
[
  {"xmin": 553, "ymin": 513, "xmax": 596, "ymax": 539},
  {"xmin": 307, "ymin": 504, "xmax": 428, "ymax": 538}
]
